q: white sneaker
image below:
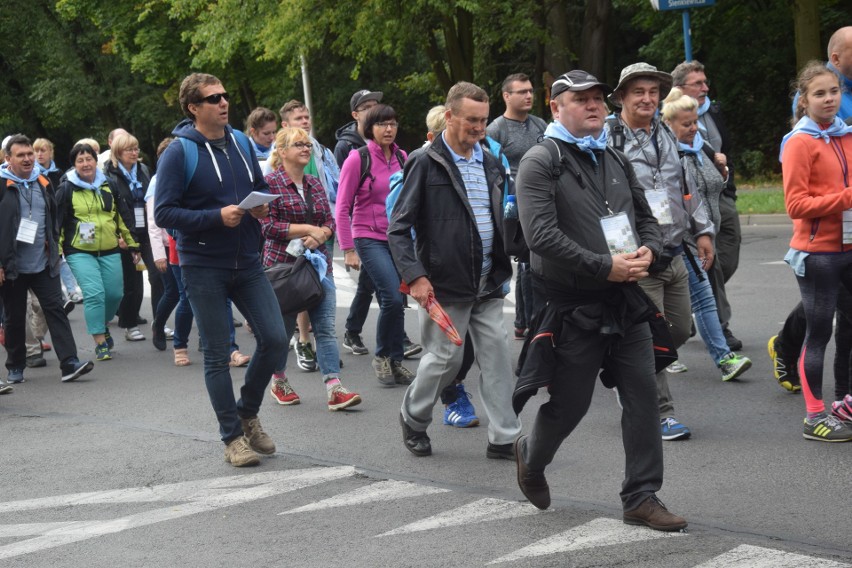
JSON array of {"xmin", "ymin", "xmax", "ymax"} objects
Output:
[
  {"xmin": 666, "ymin": 360, "xmax": 688, "ymax": 374},
  {"xmin": 164, "ymin": 326, "xmax": 174, "ymax": 340}
]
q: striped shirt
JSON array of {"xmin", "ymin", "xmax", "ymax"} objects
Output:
[{"xmin": 443, "ymin": 133, "xmax": 493, "ymax": 276}]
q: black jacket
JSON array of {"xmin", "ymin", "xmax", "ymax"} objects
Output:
[
  {"xmin": 333, "ymin": 122, "xmax": 365, "ymax": 168},
  {"xmin": 0, "ymin": 175, "xmax": 60, "ymax": 279},
  {"xmin": 515, "ymin": 139, "xmax": 662, "ymax": 292},
  {"xmin": 105, "ymin": 161, "xmax": 152, "ymax": 244},
  {"xmin": 388, "ymin": 135, "xmax": 513, "ymax": 304},
  {"xmin": 707, "ymin": 102, "xmax": 737, "ymax": 198}
]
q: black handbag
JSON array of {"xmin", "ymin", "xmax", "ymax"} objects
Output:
[
  {"xmin": 265, "ymin": 183, "xmax": 325, "ymax": 315},
  {"xmin": 266, "ymin": 255, "xmax": 325, "ymax": 315}
]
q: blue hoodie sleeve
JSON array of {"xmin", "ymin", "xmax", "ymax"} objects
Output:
[{"xmin": 154, "ymin": 140, "xmax": 223, "ymax": 232}]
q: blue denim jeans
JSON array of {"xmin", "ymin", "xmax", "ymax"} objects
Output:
[
  {"xmin": 354, "ymin": 238, "xmax": 404, "ymax": 360},
  {"xmin": 169, "ymin": 264, "xmax": 195, "ymax": 350},
  {"xmin": 181, "ymin": 263, "xmax": 287, "ymax": 443},
  {"xmin": 345, "ymin": 265, "xmax": 375, "ymax": 334},
  {"xmin": 279, "ymin": 276, "xmax": 340, "ymax": 379},
  {"xmin": 154, "ymin": 261, "xmax": 179, "ymax": 334},
  {"xmin": 59, "ymin": 258, "xmax": 78, "ymax": 295},
  {"xmin": 683, "ymin": 253, "xmax": 729, "ymax": 365}
]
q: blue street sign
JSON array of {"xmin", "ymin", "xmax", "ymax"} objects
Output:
[{"xmin": 650, "ymin": 0, "xmax": 715, "ymax": 10}]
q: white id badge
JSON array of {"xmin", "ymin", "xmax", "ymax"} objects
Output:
[
  {"xmin": 79, "ymin": 222, "xmax": 96, "ymax": 244},
  {"xmin": 645, "ymin": 189, "xmax": 673, "ymax": 225},
  {"xmin": 600, "ymin": 212, "xmax": 638, "ymax": 255},
  {"xmin": 844, "ymin": 209, "xmax": 852, "ymax": 244},
  {"xmin": 134, "ymin": 206, "xmax": 145, "ymax": 228},
  {"xmin": 16, "ymin": 218, "xmax": 38, "ymax": 244},
  {"xmin": 285, "ymin": 239, "xmax": 306, "ymax": 256}
]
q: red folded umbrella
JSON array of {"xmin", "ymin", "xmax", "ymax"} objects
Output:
[{"xmin": 400, "ymin": 282, "xmax": 463, "ymax": 346}]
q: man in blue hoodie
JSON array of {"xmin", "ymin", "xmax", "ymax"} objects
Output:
[{"xmin": 155, "ymin": 73, "xmax": 288, "ymax": 467}]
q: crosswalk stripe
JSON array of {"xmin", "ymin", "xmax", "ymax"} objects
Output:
[
  {"xmin": 487, "ymin": 517, "xmax": 685, "ymax": 564},
  {"xmin": 279, "ymin": 480, "xmax": 449, "ymax": 515},
  {"xmin": 377, "ymin": 497, "xmax": 543, "ymax": 537},
  {"xmin": 692, "ymin": 544, "xmax": 851, "ymax": 568},
  {"xmin": 0, "ymin": 467, "xmax": 356, "ymax": 560}
]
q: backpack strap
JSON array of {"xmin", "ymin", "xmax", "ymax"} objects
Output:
[
  {"xmin": 178, "ymin": 137, "xmax": 198, "ymax": 191},
  {"xmin": 701, "ymin": 142, "xmax": 716, "ymax": 164},
  {"xmin": 605, "ymin": 117, "xmax": 625, "ymax": 152},
  {"xmin": 357, "ymin": 146, "xmax": 371, "ymax": 188}
]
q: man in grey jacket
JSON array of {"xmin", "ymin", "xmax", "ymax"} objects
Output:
[
  {"xmin": 606, "ymin": 63, "xmax": 715, "ymax": 442},
  {"xmin": 513, "ymin": 70, "xmax": 686, "ymax": 531}
]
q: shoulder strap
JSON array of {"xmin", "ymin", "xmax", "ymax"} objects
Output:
[
  {"xmin": 357, "ymin": 146, "xmax": 371, "ymax": 187},
  {"xmin": 394, "ymin": 149, "xmax": 405, "ymax": 170},
  {"xmin": 605, "ymin": 117, "xmax": 625, "ymax": 152},
  {"xmin": 178, "ymin": 138, "xmax": 197, "ymax": 191},
  {"xmin": 701, "ymin": 143, "xmax": 716, "ymax": 163},
  {"xmin": 231, "ymin": 130, "xmax": 253, "ymax": 163}
]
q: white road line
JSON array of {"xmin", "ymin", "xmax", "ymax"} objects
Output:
[
  {"xmin": 377, "ymin": 497, "xmax": 543, "ymax": 537},
  {"xmin": 0, "ymin": 467, "xmax": 355, "ymax": 560},
  {"xmin": 762, "ymin": 260, "xmax": 788, "ymax": 265},
  {"xmin": 279, "ymin": 479, "xmax": 449, "ymax": 515},
  {"xmin": 488, "ymin": 517, "xmax": 685, "ymax": 564},
  {"xmin": 692, "ymin": 544, "xmax": 851, "ymax": 568}
]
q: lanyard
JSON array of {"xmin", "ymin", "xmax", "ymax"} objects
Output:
[
  {"xmin": 19, "ymin": 181, "xmax": 34, "ymax": 219},
  {"xmin": 830, "ymin": 138, "xmax": 849, "ymax": 186},
  {"xmin": 631, "ymin": 124, "xmax": 663, "ymax": 185}
]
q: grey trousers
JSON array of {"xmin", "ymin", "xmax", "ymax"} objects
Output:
[
  {"xmin": 711, "ymin": 194, "xmax": 742, "ymax": 330},
  {"xmin": 400, "ymin": 296, "xmax": 521, "ymax": 446},
  {"xmin": 638, "ymin": 255, "xmax": 691, "ymax": 419}
]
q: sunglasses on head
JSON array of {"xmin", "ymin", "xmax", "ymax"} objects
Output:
[{"xmin": 196, "ymin": 92, "xmax": 230, "ymax": 105}]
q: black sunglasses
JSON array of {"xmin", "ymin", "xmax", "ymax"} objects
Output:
[{"xmin": 196, "ymin": 92, "xmax": 230, "ymax": 105}]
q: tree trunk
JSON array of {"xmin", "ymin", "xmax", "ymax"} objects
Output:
[
  {"xmin": 792, "ymin": 0, "xmax": 821, "ymax": 70},
  {"xmin": 579, "ymin": 0, "xmax": 612, "ymax": 80}
]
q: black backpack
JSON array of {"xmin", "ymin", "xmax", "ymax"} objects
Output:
[{"xmin": 357, "ymin": 145, "xmax": 405, "ymax": 187}]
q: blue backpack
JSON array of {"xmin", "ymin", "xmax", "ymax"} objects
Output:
[{"xmin": 177, "ymin": 129, "xmax": 253, "ymax": 189}]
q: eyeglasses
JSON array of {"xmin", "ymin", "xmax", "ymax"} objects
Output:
[
  {"xmin": 376, "ymin": 121, "xmax": 399, "ymax": 129},
  {"xmin": 126, "ymin": 147, "xmax": 140, "ymax": 153},
  {"xmin": 287, "ymin": 142, "xmax": 313, "ymax": 150},
  {"xmin": 196, "ymin": 92, "xmax": 230, "ymax": 105},
  {"xmin": 509, "ymin": 89, "xmax": 534, "ymax": 95},
  {"xmin": 683, "ymin": 80, "xmax": 709, "ymax": 88}
]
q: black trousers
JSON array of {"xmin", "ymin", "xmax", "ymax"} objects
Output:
[
  {"xmin": 1, "ymin": 268, "xmax": 79, "ymax": 370},
  {"xmin": 778, "ymin": 286, "xmax": 852, "ymax": 400},
  {"xmin": 520, "ymin": 319, "xmax": 663, "ymax": 511},
  {"xmin": 117, "ymin": 242, "xmax": 162, "ymax": 328}
]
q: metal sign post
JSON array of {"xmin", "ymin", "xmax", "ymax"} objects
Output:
[{"xmin": 649, "ymin": 0, "xmax": 716, "ymax": 62}]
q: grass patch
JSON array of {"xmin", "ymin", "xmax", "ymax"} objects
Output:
[
  {"xmin": 736, "ymin": 187, "xmax": 786, "ymax": 215},
  {"xmin": 736, "ymin": 175, "xmax": 785, "ymax": 214}
]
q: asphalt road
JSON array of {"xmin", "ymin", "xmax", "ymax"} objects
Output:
[{"xmin": 1, "ymin": 222, "xmax": 851, "ymax": 567}]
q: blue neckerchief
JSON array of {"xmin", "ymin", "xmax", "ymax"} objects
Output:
[
  {"xmin": 37, "ymin": 160, "xmax": 59, "ymax": 175},
  {"xmin": 252, "ymin": 139, "xmax": 271, "ymax": 160},
  {"xmin": 779, "ymin": 116, "xmax": 852, "ymax": 162},
  {"xmin": 678, "ymin": 130, "xmax": 706, "ymax": 165},
  {"xmin": 0, "ymin": 163, "xmax": 41, "ymax": 187},
  {"xmin": 304, "ymin": 249, "xmax": 328, "ymax": 283},
  {"xmin": 118, "ymin": 162, "xmax": 144, "ymax": 201},
  {"xmin": 544, "ymin": 121, "xmax": 607, "ymax": 165},
  {"xmin": 695, "ymin": 97, "xmax": 712, "ymax": 134},
  {"xmin": 67, "ymin": 168, "xmax": 107, "ymax": 193}
]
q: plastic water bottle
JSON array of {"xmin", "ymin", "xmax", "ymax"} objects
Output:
[{"xmin": 504, "ymin": 194, "xmax": 518, "ymax": 220}]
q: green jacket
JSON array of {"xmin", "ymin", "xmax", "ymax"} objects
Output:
[{"xmin": 57, "ymin": 178, "xmax": 138, "ymax": 256}]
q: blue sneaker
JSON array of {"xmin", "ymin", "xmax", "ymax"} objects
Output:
[
  {"xmin": 95, "ymin": 343, "xmax": 112, "ymax": 361},
  {"xmin": 660, "ymin": 417, "xmax": 691, "ymax": 441},
  {"xmin": 443, "ymin": 383, "xmax": 479, "ymax": 428},
  {"xmin": 7, "ymin": 368, "xmax": 24, "ymax": 384},
  {"xmin": 104, "ymin": 330, "xmax": 114, "ymax": 350}
]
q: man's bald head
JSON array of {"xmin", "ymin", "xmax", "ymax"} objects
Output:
[
  {"xmin": 108, "ymin": 128, "xmax": 129, "ymax": 147},
  {"xmin": 828, "ymin": 26, "xmax": 852, "ymax": 79}
]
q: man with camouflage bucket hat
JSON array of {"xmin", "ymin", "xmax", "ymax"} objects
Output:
[{"xmin": 606, "ymin": 63, "xmax": 716, "ymax": 442}]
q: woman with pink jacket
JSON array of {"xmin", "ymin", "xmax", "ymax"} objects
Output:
[{"xmin": 335, "ymin": 104, "xmax": 415, "ymax": 387}]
